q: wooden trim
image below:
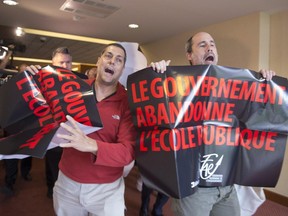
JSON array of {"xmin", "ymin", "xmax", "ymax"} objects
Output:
[{"xmin": 264, "ymin": 189, "xmax": 288, "ymax": 207}]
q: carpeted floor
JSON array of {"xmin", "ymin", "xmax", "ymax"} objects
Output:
[{"xmin": 0, "ymin": 158, "xmax": 287, "ymax": 216}]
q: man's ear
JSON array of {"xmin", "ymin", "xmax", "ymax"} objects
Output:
[
  {"xmin": 186, "ymin": 52, "xmax": 192, "ymax": 61},
  {"xmin": 95, "ymin": 57, "xmax": 100, "ymax": 67}
]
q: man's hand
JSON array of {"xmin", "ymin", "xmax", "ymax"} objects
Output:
[
  {"xmin": 259, "ymin": 69, "xmax": 276, "ymax": 81},
  {"xmin": 25, "ymin": 65, "xmax": 41, "ymax": 75},
  {"xmin": 150, "ymin": 60, "xmax": 171, "ymax": 73},
  {"xmin": 57, "ymin": 115, "xmax": 98, "ymax": 155}
]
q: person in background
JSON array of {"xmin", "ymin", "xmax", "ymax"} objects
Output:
[
  {"xmin": 151, "ymin": 32, "xmax": 275, "ymax": 216},
  {"xmin": 0, "ymin": 45, "xmax": 13, "ymax": 70},
  {"xmin": 47, "ymin": 47, "xmax": 73, "ymax": 199},
  {"xmin": 2, "ymin": 149, "xmax": 33, "ymax": 196},
  {"xmin": 140, "ymin": 182, "xmax": 169, "ymax": 216},
  {"xmin": 85, "ymin": 67, "xmax": 97, "ymax": 79},
  {"xmin": 0, "ymin": 63, "xmax": 33, "ymax": 197},
  {"xmin": 51, "ymin": 47, "xmax": 73, "ymax": 69},
  {"xmin": 27, "ymin": 47, "xmax": 73, "ymax": 199}
]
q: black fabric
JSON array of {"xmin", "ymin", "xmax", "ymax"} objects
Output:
[
  {"xmin": 140, "ymin": 183, "xmax": 169, "ymax": 215},
  {"xmin": 45, "ymin": 147, "xmax": 62, "ymax": 190},
  {"xmin": 4, "ymin": 157, "xmax": 32, "ymax": 186}
]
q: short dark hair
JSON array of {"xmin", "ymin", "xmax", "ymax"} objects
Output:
[
  {"xmin": 185, "ymin": 36, "xmax": 194, "ymax": 65},
  {"xmin": 52, "ymin": 47, "xmax": 71, "ymax": 59},
  {"xmin": 185, "ymin": 36, "xmax": 193, "ymax": 53},
  {"xmin": 101, "ymin": 43, "xmax": 127, "ymax": 64}
]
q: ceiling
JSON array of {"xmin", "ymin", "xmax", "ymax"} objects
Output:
[{"xmin": 0, "ymin": 0, "xmax": 288, "ymax": 66}]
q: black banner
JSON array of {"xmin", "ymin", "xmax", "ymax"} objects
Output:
[
  {"xmin": 127, "ymin": 65, "xmax": 288, "ymax": 198},
  {"xmin": 0, "ymin": 65, "xmax": 102, "ymax": 159}
]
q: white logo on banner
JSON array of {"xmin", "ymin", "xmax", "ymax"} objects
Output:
[{"xmin": 200, "ymin": 153, "xmax": 224, "ymax": 182}]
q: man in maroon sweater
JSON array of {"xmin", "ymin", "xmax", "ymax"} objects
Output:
[{"xmin": 53, "ymin": 43, "xmax": 136, "ymax": 216}]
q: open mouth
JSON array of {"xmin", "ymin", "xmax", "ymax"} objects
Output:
[
  {"xmin": 105, "ymin": 68, "xmax": 114, "ymax": 75},
  {"xmin": 205, "ymin": 55, "xmax": 214, "ymax": 62}
]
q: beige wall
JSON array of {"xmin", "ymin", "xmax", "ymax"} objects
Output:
[
  {"xmin": 270, "ymin": 11, "xmax": 288, "ymax": 77},
  {"xmin": 269, "ymin": 10, "xmax": 288, "ymax": 197},
  {"xmin": 142, "ymin": 12, "xmax": 266, "ymax": 70},
  {"xmin": 141, "ymin": 11, "xmax": 288, "ymax": 197}
]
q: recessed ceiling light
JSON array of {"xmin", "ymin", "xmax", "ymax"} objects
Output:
[
  {"xmin": 15, "ymin": 27, "xmax": 25, "ymax": 37},
  {"xmin": 73, "ymin": 15, "xmax": 84, "ymax": 21},
  {"xmin": 3, "ymin": 0, "xmax": 18, "ymax": 6},
  {"xmin": 128, "ymin": 24, "xmax": 139, "ymax": 29}
]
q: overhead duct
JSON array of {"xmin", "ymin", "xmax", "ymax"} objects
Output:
[{"xmin": 60, "ymin": 0, "xmax": 120, "ymax": 18}]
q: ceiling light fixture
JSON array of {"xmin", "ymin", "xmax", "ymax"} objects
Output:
[
  {"xmin": 60, "ymin": 0, "xmax": 119, "ymax": 19},
  {"xmin": 13, "ymin": 56, "xmax": 95, "ymax": 67},
  {"xmin": 23, "ymin": 28, "xmax": 116, "ymax": 44},
  {"xmin": 128, "ymin": 24, "xmax": 139, "ymax": 29},
  {"xmin": 15, "ymin": 27, "xmax": 25, "ymax": 37},
  {"xmin": 73, "ymin": 15, "xmax": 84, "ymax": 21},
  {"xmin": 3, "ymin": 0, "xmax": 19, "ymax": 6}
]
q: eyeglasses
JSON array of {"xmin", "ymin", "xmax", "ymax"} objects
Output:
[{"xmin": 102, "ymin": 52, "xmax": 125, "ymax": 66}]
